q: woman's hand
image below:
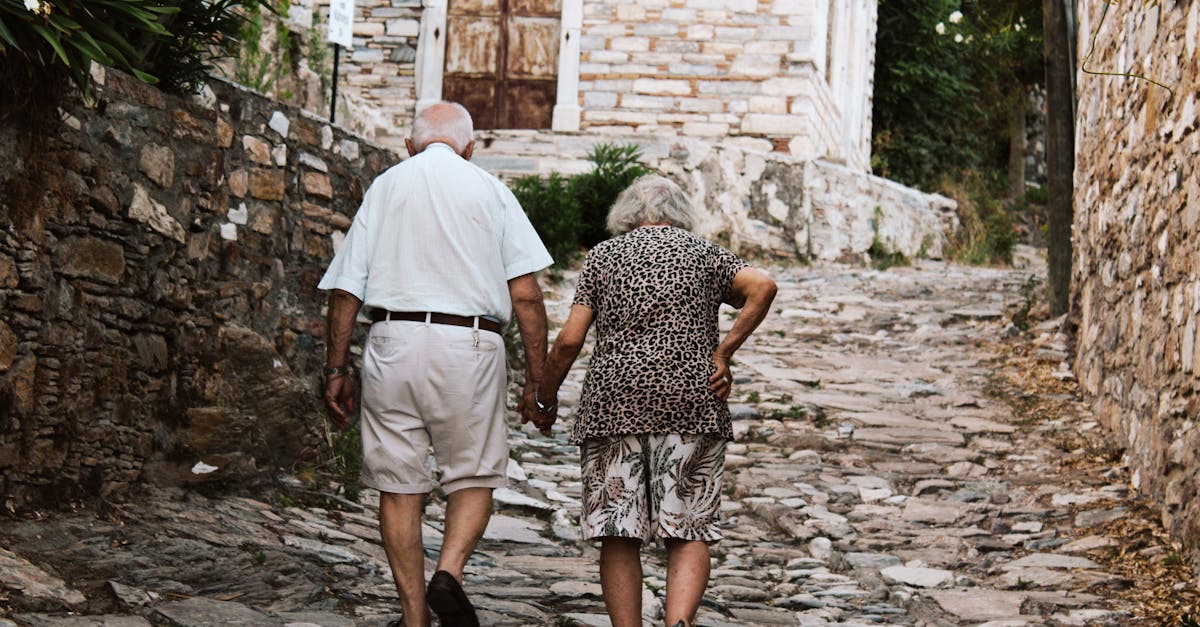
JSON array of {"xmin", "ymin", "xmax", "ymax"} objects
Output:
[
  {"xmin": 708, "ymin": 355, "xmax": 733, "ymax": 400},
  {"xmin": 519, "ymin": 384, "xmax": 558, "ymax": 436}
]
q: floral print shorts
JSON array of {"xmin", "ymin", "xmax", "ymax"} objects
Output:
[{"xmin": 580, "ymin": 433, "xmax": 727, "ymax": 544}]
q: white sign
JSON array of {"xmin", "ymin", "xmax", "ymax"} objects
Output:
[{"xmin": 328, "ymin": 0, "xmax": 356, "ymax": 48}]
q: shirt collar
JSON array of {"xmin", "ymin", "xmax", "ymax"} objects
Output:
[{"xmin": 425, "ymin": 142, "xmax": 457, "ymax": 154}]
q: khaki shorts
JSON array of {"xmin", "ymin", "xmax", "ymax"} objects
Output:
[
  {"xmin": 580, "ymin": 433, "xmax": 727, "ymax": 543},
  {"xmin": 359, "ymin": 320, "xmax": 508, "ymax": 495}
]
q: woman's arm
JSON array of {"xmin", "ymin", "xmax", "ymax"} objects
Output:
[
  {"xmin": 709, "ymin": 267, "xmax": 777, "ymax": 399},
  {"xmin": 530, "ymin": 304, "xmax": 596, "ymax": 434}
]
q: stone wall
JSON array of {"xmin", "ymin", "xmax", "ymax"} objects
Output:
[
  {"xmin": 470, "ymin": 131, "xmax": 956, "ymax": 260},
  {"xmin": 1072, "ymin": 1, "xmax": 1200, "ymax": 563},
  {"xmin": 0, "ymin": 68, "xmax": 395, "ymax": 509},
  {"xmin": 575, "ymin": 0, "xmax": 875, "ymax": 168}
]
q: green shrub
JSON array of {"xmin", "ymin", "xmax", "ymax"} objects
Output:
[
  {"xmin": 511, "ymin": 143, "xmax": 651, "ymax": 267},
  {"xmin": 512, "ymin": 172, "xmax": 581, "ymax": 267},
  {"xmin": 1, "ymin": 0, "xmax": 265, "ymax": 121},
  {"xmin": 573, "ymin": 144, "xmax": 651, "ymax": 247}
]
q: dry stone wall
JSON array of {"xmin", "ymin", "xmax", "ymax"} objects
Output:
[
  {"xmin": 0, "ymin": 68, "xmax": 394, "ymax": 510},
  {"xmin": 1072, "ymin": 0, "xmax": 1200, "ymax": 564},
  {"xmin": 470, "ymin": 131, "xmax": 956, "ymax": 260}
]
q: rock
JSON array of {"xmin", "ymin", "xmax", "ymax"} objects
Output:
[
  {"xmin": 493, "ymin": 488, "xmax": 553, "ymax": 510},
  {"xmin": 928, "ymin": 589, "xmax": 1029, "ymax": 621},
  {"xmin": 54, "ymin": 236, "xmax": 125, "ymax": 283},
  {"xmin": 901, "ymin": 499, "xmax": 965, "ymax": 525},
  {"xmin": 280, "ymin": 534, "xmax": 364, "ymax": 564},
  {"xmin": 1002, "ymin": 553, "xmax": 1099, "ymax": 570},
  {"xmin": 0, "ymin": 547, "xmax": 87, "ymax": 610},
  {"xmin": 138, "ymin": 143, "xmax": 175, "ymax": 188},
  {"xmin": 248, "ymin": 168, "xmax": 286, "ymax": 201},
  {"xmin": 1074, "ymin": 507, "xmax": 1127, "ymax": 527},
  {"xmin": 269, "ymin": 111, "xmax": 290, "ymax": 138},
  {"xmin": 154, "ymin": 597, "xmax": 275, "ymax": 625},
  {"xmin": 0, "ymin": 321, "xmax": 17, "ymax": 371},
  {"xmin": 483, "ymin": 515, "xmax": 551, "ymax": 545},
  {"xmin": 880, "ymin": 565, "xmax": 953, "ymax": 588},
  {"xmin": 809, "ymin": 537, "xmax": 832, "ymax": 561},
  {"xmin": 129, "ymin": 185, "xmax": 186, "ymax": 243}
]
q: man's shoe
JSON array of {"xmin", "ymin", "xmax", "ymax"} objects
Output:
[{"xmin": 426, "ymin": 570, "xmax": 479, "ymax": 627}]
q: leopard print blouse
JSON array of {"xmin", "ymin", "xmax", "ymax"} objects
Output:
[{"xmin": 570, "ymin": 226, "xmax": 749, "ymax": 444}]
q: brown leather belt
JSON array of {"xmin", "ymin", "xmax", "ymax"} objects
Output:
[{"xmin": 369, "ymin": 310, "xmax": 503, "ymax": 335}]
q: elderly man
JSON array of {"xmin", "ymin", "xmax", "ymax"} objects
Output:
[{"xmin": 319, "ymin": 101, "xmax": 553, "ymax": 627}]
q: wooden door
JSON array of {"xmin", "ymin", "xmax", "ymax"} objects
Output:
[{"xmin": 443, "ymin": 0, "xmax": 560, "ymax": 130}]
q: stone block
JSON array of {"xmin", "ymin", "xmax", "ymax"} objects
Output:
[
  {"xmin": 0, "ymin": 254, "xmax": 18, "ymax": 288},
  {"xmin": 353, "ymin": 21, "xmax": 385, "ymax": 36},
  {"xmin": 588, "ymin": 50, "xmax": 629, "ymax": 64},
  {"xmin": 687, "ymin": 24, "xmax": 715, "ymax": 40},
  {"xmin": 662, "ymin": 8, "xmax": 696, "ymax": 21},
  {"xmin": 228, "ymin": 169, "xmax": 248, "ymax": 198},
  {"xmin": 633, "ymin": 78, "xmax": 692, "ymax": 95},
  {"xmin": 217, "ymin": 116, "xmax": 234, "ymax": 148},
  {"xmin": 129, "ymin": 185, "xmax": 187, "ymax": 243},
  {"xmin": 304, "ymin": 172, "xmax": 334, "ymax": 200},
  {"xmin": 761, "ymin": 77, "xmax": 809, "ymax": 96},
  {"xmin": 583, "ymin": 92, "xmax": 618, "ymax": 108},
  {"xmin": 621, "ymin": 94, "xmax": 676, "ymax": 110},
  {"xmin": 615, "ymin": 4, "xmax": 645, "ymax": 20},
  {"xmin": 681, "ymin": 121, "xmax": 730, "ymax": 137},
  {"xmin": 749, "ymin": 96, "xmax": 789, "ymax": 114},
  {"xmin": 243, "ymin": 135, "xmax": 272, "ymax": 165},
  {"xmin": 0, "ymin": 321, "xmax": 16, "ymax": 372},
  {"xmin": 742, "ymin": 113, "xmax": 806, "ymax": 135},
  {"xmin": 171, "ymin": 110, "xmax": 211, "ymax": 142},
  {"xmin": 715, "ymin": 26, "xmax": 757, "ymax": 41},
  {"xmin": 609, "ymin": 37, "xmax": 649, "ymax": 53},
  {"xmin": 386, "ymin": 18, "xmax": 419, "ymax": 37},
  {"xmin": 249, "ymin": 169, "xmax": 286, "ymax": 201},
  {"xmin": 633, "ymin": 23, "xmax": 678, "ymax": 37},
  {"xmin": 53, "ymin": 237, "xmax": 125, "ymax": 284},
  {"xmin": 730, "ymin": 54, "xmax": 783, "ymax": 78}
]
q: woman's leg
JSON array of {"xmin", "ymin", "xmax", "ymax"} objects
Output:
[
  {"xmin": 599, "ymin": 536, "xmax": 644, "ymax": 627},
  {"xmin": 663, "ymin": 538, "xmax": 710, "ymax": 626}
]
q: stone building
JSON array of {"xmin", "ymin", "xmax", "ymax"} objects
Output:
[
  {"xmin": 1072, "ymin": 1, "xmax": 1199, "ymax": 567},
  {"xmin": 277, "ymin": 0, "xmax": 954, "ymax": 261}
]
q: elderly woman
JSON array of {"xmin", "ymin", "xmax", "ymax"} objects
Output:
[{"xmin": 534, "ymin": 175, "xmax": 777, "ymax": 627}]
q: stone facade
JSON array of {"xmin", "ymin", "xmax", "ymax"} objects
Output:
[
  {"xmin": 309, "ymin": 0, "xmax": 876, "ymax": 172},
  {"xmin": 0, "ymin": 68, "xmax": 395, "ymax": 509},
  {"xmin": 1072, "ymin": 1, "xmax": 1200, "ymax": 564}
]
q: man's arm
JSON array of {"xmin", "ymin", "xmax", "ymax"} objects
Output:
[
  {"xmin": 324, "ymin": 288, "xmax": 363, "ymax": 428},
  {"xmin": 508, "ymin": 273, "xmax": 549, "ymax": 430},
  {"xmin": 709, "ymin": 267, "xmax": 777, "ymax": 400}
]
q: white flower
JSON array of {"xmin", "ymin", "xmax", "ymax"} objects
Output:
[
  {"xmin": 936, "ymin": 22, "xmax": 946, "ymax": 35},
  {"xmin": 24, "ymin": 0, "xmax": 40, "ymax": 12},
  {"xmin": 954, "ymin": 33, "xmax": 964, "ymax": 43},
  {"xmin": 1014, "ymin": 23, "xmax": 1022, "ymax": 31},
  {"xmin": 949, "ymin": 10, "xmax": 963, "ymax": 24}
]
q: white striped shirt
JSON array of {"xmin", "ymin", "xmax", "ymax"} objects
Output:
[{"xmin": 318, "ymin": 143, "xmax": 552, "ymax": 322}]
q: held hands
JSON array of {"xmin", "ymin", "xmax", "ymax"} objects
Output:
[
  {"xmin": 708, "ymin": 354, "xmax": 734, "ymax": 401},
  {"xmin": 519, "ymin": 384, "xmax": 557, "ymax": 437},
  {"xmin": 323, "ymin": 373, "xmax": 357, "ymax": 429}
]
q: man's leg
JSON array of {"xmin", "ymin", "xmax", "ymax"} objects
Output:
[
  {"xmin": 599, "ymin": 537, "xmax": 644, "ymax": 627},
  {"xmin": 663, "ymin": 539, "xmax": 710, "ymax": 626},
  {"xmin": 434, "ymin": 486, "xmax": 493, "ymax": 580},
  {"xmin": 380, "ymin": 492, "xmax": 430, "ymax": 627}
]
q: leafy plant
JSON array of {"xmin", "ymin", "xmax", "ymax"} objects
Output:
[
  {"xmin": 511, "ymin": 143, "xmax": 652, "ymax": 267},
  {"xmin": 1, "ymin": 0, "xmax": 267, "ymax": 124},
  {"xmin": 573, "ymin": 144, "xmax": 651, "ymax": 247},
  {"xmin": 512, "ymin": 172, "xmax": 581, "ymax": 267}
]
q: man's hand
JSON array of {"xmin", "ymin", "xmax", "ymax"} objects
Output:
[
  {"xmin": 324, "ymin": 374, "xmax": 356, "ymax": 429},
  {"xmin": 708, "ymin": 355, "xmax": 733, "ymax": 401},
  {"xmin": 519, "ymin": 384, "xmax": 557, "ymax": 436}
]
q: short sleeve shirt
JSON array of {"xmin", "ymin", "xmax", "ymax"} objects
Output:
[
  {"xmin": 318, "ymin": 143, "xmax": 552, "ymax": 322},
  {"xmin": 570, "ymin": 226, "xmax": 749, "ymax": 444}
]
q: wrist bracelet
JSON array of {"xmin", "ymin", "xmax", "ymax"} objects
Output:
[{"xmin": 324, "ymin": 365, "xmax": 350, "ymax": 377}]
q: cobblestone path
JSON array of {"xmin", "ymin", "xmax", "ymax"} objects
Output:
[{"xmin": 2, "ymin": 252, "xmax": 1152, "ymax": 626}]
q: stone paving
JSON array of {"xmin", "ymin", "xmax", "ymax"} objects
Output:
[{"xmin": 1, "ymin": 249, "xmax": 1142, "ymax": 626}]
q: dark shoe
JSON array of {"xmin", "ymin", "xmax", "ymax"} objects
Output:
[{"xmin": 426, "ymin": 570, "xmax": 479, "ymax": 627}]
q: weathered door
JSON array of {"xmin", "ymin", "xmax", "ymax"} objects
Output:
[{"xmin": 443, "ymin": 0, "xmax": 560, "ymax": 130}]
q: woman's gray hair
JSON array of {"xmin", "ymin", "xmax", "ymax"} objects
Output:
[
  {"xmin": 411, "ymin": 101, "xmax": 473, "ymax": 152},
  {"xmin": 606, "ymin": 175, "xmax": 696, "ymax": 235}
]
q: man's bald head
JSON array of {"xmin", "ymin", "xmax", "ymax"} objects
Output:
[{"xmin": 408, "ymin": 101, "xmax": 474, "ymax": 157}]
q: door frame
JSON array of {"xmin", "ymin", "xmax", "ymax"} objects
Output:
[{"xmin": 414, "ymin": 0, "xmax": 581, "ymax": 131}]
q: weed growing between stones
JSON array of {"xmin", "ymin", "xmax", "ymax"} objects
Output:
[{"xmin": 867, "ymin": 206, "xmax": 910, "ymax": 270}]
